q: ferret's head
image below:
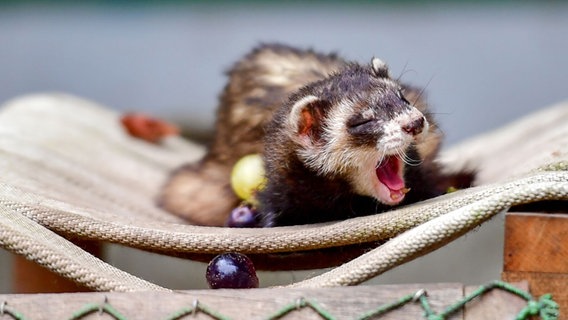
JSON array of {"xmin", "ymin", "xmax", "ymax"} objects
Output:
[{"xmin": 285, "ymin": 58, "xmax": 434, "ymax": 205}]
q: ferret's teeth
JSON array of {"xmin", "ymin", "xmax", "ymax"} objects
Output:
[
  {"xmin": 390, "ymin": 192, "xmax": 402, "ymax": 201},
  {"xmin": 390, "ymin": 188, "xmax": 410, "ymax": 201}
]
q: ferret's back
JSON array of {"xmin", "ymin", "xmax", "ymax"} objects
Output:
[
  {"xmin": 226, "ymin": 44, "xmax": 347, "ymax": 109},
  {"xmin": 209, "ymin": 44, "xmax": 347, "ymax": 163}
]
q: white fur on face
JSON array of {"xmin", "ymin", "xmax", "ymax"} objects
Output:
[
  {"xmin": 377, "ymin": 107, "xmax": 428, "ymax": 149},
  {"xmin": 296, "ymin": 98, "xmax": 428, "ymax": 201},
  {"xmin": 297, "ymin": 98, "xmax": 357, "ymax": 175},
  {"xmin": 379, "ymin": 109, "xmax": 420, "ymax": 153},
  {"xmin": 377, "ymin": 106, "xmax": 429, "ymax": 168}
]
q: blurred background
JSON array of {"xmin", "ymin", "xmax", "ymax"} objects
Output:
[{"xmin": 0, "ymin": 1, "xmax": 567, "ymax": 292}]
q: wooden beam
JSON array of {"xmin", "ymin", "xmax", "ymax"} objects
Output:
[{"xmin": 0, "ymin": 283, "xmax": 530, "ymax": 320}]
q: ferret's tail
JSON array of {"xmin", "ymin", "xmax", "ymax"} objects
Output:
[{"xmin": 158, "ymin": 160, "xmax": 238, "ymax": 226}]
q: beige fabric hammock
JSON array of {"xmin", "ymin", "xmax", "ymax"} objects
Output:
[{"xmin": 0, "ymin": 93, "xmax": 566, "ymax": 292}]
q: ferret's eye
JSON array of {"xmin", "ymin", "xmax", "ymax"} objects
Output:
[
  {"xmin": 347, "ymin": 117, "xmax": 373, "ymax": 128},
  {"xmin": 346, "ymin": 117, "xmax": 376, "ymax": 136}
]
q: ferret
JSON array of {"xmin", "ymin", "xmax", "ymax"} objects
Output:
[{"xmin": 159, "ymin": 43, "xmax": 473, "ymax": 227}]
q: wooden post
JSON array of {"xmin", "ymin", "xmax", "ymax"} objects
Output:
[
  {"xmin": 502, "ymin": 210, "xmax": 568, "ymax": 317},
  {"xmin": 12, "ymin": 240, "xmax": 102, "ymax": 293}
]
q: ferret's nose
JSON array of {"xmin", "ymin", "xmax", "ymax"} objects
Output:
[{"xmin": 402, "ymin": 116, "xmax": 425, "ymax": 136}]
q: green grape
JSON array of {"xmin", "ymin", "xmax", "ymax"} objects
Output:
[{"xmin": 230, "ymin": 154, "xmax": 266, "ymax": 203}]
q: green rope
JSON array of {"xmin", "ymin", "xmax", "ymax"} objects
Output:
[
  {"xmin": 163, "ymin": 300, "xmax": 231, "ymax": 320},
  {"xmin": 415, "ymin": 290, "xmax": 441, "ymax": 320},
  {"xmin": 436, "ymin": 281, "xmax": 526, "ymax": 317},
  {"xmin": 353, "ymin": 281, "xmax": 558, "ymax": 320},
  {"xmin": 434, "ymin": 281, "xmax": 558, "ymax": 320},
  {"xmin": 355, "ymin": 292, "xmax": 416, "ymax": 320},
  {"xmin": 516, "ymin": 294, "xmax": 559, "ymax": 320},
  {"xmin": 266, "ymin": 297, "xmax": 336, "ymax": 320},
  {"xmin": 67, "ymin": 298, "xmax": 127, "ymax": 320},
  {"xmin": 0, "ymin": 301, "xmax": 27, "ymax": 320}
]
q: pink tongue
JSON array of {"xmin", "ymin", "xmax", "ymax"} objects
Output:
[{"xmin": 376, "ymin": 156, "xmax": 405, "ymax": 191}]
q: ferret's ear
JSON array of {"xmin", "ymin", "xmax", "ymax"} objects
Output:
[
  {"xmin": 371, "ymin": 57, "xmax": 389, "ymax": 78},
  {"xmin": 288, "ymin": 95, "xmax": 330, "ymax": 146}
]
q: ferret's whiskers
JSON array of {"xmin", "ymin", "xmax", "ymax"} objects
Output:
[
  {"xmin": 397, "ymin": 148, "xmax": 423, "ymax": 166},
  {"xmin": 412, "ymin": 75, "xmax": 434, "ymax": 106},
  {"xmin": 396, "ymin": 62, "xmax": 417, "ymax": 82},
  {"xmin": 375, "ymin": 146, "xmax": 387, "ymax": 168}
]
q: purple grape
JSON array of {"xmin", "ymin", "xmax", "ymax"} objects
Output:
[
  {"xmin": 226, "ymin": 204, "xmax": 260, "ymax": 228},
  {"xmin": 206, "ymin": 253, "xmax": 259, "ymax": 289}
]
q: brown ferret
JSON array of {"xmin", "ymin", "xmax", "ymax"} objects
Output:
[{"xmin": 159, "ymin": 43, "xmax": 473, "ymax": 227}]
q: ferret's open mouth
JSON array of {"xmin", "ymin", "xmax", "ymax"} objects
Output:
[{"xmin": 375, "ymin": 155, "xmax": 409, "ymax": 205}]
